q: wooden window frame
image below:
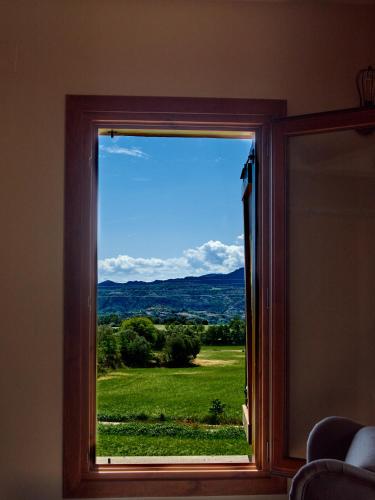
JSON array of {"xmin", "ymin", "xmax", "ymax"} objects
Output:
[
  {"xmin": 269, "ymin": 106, "xmax": 375, "ymax": 477},
  {"xmin": 63, "ymin": 95, "xmax": 287, "ymax": 498}
]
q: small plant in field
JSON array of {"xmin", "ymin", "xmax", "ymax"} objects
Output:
[
  {"xmin": 159, "ymin": 413, "xmax": 166, "ymax": 422},
  {"xmin": 208, "ymin": 399, "xmax": 226, "ymax": 425}
]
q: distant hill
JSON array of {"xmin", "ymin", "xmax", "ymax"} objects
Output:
[{"xmin": 98, "ymin": 268, "xmax": 245, "ymax": 324}]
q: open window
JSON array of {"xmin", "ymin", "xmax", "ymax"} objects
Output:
[
  {"xmin": 269, "ymin": 107, "xmax": 375, "ymax": 477},
  {"xmin": 64, "ymin": 95, "xmax": 375, "ymax": 497}
]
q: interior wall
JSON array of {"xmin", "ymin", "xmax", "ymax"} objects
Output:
[{"xmin": 0, "ymin": 0, "xmax": 374, "ymax": 499}]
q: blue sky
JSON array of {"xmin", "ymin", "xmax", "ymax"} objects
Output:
[{"xmin": 98, "ymin": 135, "xmax": 252, "ymax": 282}]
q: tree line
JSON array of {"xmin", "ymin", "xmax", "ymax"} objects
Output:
[
  {"xmin": 98, "ymin": 313, "xmax": 210, "ymax": 327},
  {"xmin": 97, "ymin": 316, "xmax": 245, "ymax": 374}
]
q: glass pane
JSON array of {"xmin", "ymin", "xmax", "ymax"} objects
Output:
[{"xmin": 287, "ymin": 129, "xmax": 375, "ymax": 458}]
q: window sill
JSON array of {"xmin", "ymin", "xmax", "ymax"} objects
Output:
[{"xmin": 64, "ymin": 465, "xmax": 286, "ymax": 498}]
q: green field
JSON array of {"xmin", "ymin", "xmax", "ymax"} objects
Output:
[{"xmin": 97, "ymin": 346, "xmax": 250, "ymax": 457}]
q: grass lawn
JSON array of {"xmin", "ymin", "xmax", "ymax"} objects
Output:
[
  {"xmin": 97, "ymin": 430, "xmax": 250, "ymax": 456},
  {"xmin": 97, "ymin": 346, "xmax": 250, "ymax": 457}
]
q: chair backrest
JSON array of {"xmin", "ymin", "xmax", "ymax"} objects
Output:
[
  {"xmin": 345, "ymin": 426, "xmax": 375, "ymax": 472},
  {"xmin": 307, "ymin": 416, "xmax": 364, "ymax": 462}
]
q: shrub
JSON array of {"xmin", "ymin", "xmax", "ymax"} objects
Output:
[{"xmin": 208, "ymin": 398, "xmax": 226, "ymax": 424}]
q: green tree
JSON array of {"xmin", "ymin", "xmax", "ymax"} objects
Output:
[
  {"xmin": 228, "ymin": 317, "xmax": 245, "ymax": 345},
  {"xmin": 163, "ymin": 324, "xmax": 201, "ymax": 366},
  {"xmin": 98, "ymin": 313, "xmax": 122, "ymax": 327},
  {"xmin": 154, "ymin": 329, "xmax": 166, "ymax": 350},
  {"xmin": 201, "ymin": 324, "xmax": 223, "ymax": 345},
  {"xmin": 119, "ymin": 317, "xmax": 157, "ymax": 346},
  {"xmin": 202, "ymin": 319, "xmax": 245, "ymax": 346},
  {"xmin": 97, "ymin": 325, "xmax": 121, "ymax": 373},
  {"xmin": 119, "ymin": 327, "xmax": 152, "ymax": 367}
]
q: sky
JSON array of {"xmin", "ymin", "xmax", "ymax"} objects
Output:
[{"xmin": 98, "ymin": 134, "xmax": 252, "ymax": 282}]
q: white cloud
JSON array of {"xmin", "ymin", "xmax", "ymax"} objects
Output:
[
  {"xmin": 98, "ymin": 239, "xmax": 244, "ymax": 283},
  {"xmin": 99, "ymin": 144, "xmax": 150, "ymax": 159}
]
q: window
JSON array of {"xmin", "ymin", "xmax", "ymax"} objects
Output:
[
  {"xmin": 63, "ymin": 95, "xmax": 287, "ymax": 497},
  {"xmin": 65, "ymin": 96, "xmax": 375, "ymax": 497},
  {"xmin": 269, "ymin": 107, "xmax": 375, "ymax": 476}
]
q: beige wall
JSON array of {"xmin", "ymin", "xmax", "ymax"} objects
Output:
[{"xmin": 0, "ymin": 0, "xmax": 374, "ymax": 499}]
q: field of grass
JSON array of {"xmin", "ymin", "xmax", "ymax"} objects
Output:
[{"xmin": 97, "ymin": 346, "xmax": 250, "ymax": 457}]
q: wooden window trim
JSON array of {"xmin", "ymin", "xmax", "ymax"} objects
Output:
[
  {"xmin": 64, "ymin": 95, "xmax": 287, "ymax": 498},
  {"xmin": 270, "ymin": 106, "xmax": 375, "ymax": 477}
]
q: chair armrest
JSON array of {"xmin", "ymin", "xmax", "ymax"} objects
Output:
[
  {"xmin": 290, "ymin": 459, "xmax": 375, "ymax": 500},
  {"xmin": 307, "ymin": 416, "xmax": 363, "ymax": 462}
]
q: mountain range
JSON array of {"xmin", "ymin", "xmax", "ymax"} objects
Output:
[{"xmin": 98, "ymin": 267, "xmax": 245, "ymax": 323}]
